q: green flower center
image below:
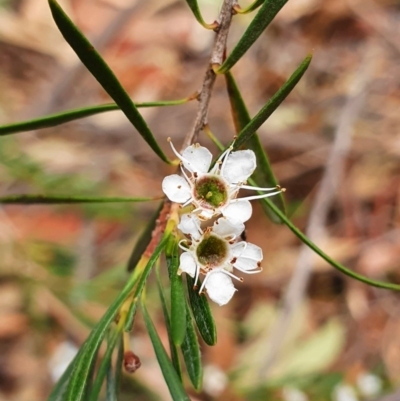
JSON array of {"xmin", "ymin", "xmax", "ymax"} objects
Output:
[
  {"xmin": 194, "ymin": 175, "xmax": 228, "ymax": 208},
  {"xmin": 196, "ymin": 235, "xmax": 228, "ymax": 267}
]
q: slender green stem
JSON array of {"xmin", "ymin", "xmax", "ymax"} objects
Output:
[
  {"xmin": 0, "ymin": 98, "xmax": 192, "ymax": 136},
  {"xmin": 0, "ymin": 194, "xmax": 160, "ymax": 204},
  {"xmin": 258, "ymin": 190, "xmax": 400, "ymax": 291}
]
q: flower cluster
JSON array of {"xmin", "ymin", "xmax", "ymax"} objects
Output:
[{"xmin": 162, "ymin": 139, "xmax": 284, "ymax": 306}]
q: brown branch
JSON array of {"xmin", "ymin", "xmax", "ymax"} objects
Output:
[{"xmin": 181, "ymin": 0, "xmax": 236, "ymax": 150}]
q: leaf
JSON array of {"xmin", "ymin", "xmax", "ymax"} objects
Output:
[
  {"xmin": 217, "ymin": 0, "xmax": 290, "ymax": 74},
  {"xmin": 234, "ymin": 0, "xmax": 265, "ymax": 14},
  {"xmin": 234, "ymin": 54, "xmax": 312, "ymax": 149},
  {"xmin": 89, "ymin": 329, "xmax": 122, "ymax": 401},
  {"xmin": 47, "ymin": 354, "xmax": 77, "ymax": 401},
  {"xmin": 156, "ymin": 263, "xmax": 182, "ymax": 378},
  {"xmin": 127, "ymin": 201, "xmax": 164, "ymax": 272},
  {"xmin": 0, "ymin": 98, "xmax": 191, "ymax": 136},
  {"xmin": 184, "ymin": 0, "xmax": 217, "ymax": 29},
  {"xmin": 166, "ymin": 236, "xmax": 187, "ymax": 346},
  {"xmin": 105, "ymin": 337, "xmax": 123, "ymax": 401},
  {"xmin": 261, "ymin": 197, "xmax": 400, "ymax": 291},
  {"xmin": 181, "ymin": 303, "xmax": 203, "ymax": 391},
  {"xmin": 141, "ymin": 302, "xmax": 191, "ymax": 401},
  {"xmin": 225, "ymin": 71, "xmax": 285, "ymax": 223},
  {"xmin": 186, "ymin": 275, "xmax": 217, "ymax": 346},
  {"xmin": 0, "ymin": 194, "xmax": 158, "ymax": 204},
  {"xmin": 48, "ymin": 0, "xmax": 170, "ymax": 164},
  {"xmin": 64, "ymin": 236, "xmax": 168, "ymax": 401}
]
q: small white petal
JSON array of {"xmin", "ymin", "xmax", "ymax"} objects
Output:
[
  {"xmin": 179, "ymin": 252, "xmax": 197, "ymax": 277},
  {"xmin": 221, "ymin": 150, "xmax": 256, "ymax": 183},
  {"xmin": 205, "ymin": 271, "xmax": 236, "ymax": 306},
  {"xmin": 196, "ymin": 208, "xmax": 215, "ymax": 221},
  {"xmin": 222, "ymin": 199, "xmax": 252, "ymax": 223},
  {"xmin": 212, "ymin": 217, "xmax": 244, "ymax": 239},
  {"xmin": 182, "ymin": 145, "xmax": 213, "ymax": 174},
  {"xmin": 231, "ymin": 242, "xmax": 263, "ymax": 260},
  {"xmin": 162, "ymin": 175, "xmax": 191, "ymax": 203},
  {"xmin": 178, "ymin": 214, "xmax": 202, "ymax": 241},
  {"xmin": 234, "ymin": 257, "xmax": 259, "ymax": 272}
]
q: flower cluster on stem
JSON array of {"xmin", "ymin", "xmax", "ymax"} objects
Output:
[{"xmin": 162, "ymin": 139, "xmax": 284, "ymax": 305}]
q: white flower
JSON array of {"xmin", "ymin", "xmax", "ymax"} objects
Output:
[
  {"xmin": 162, "ymin": 139, "xmax": 283, "ymax": 223},
  {"xmin": 178, "ymin": 214, "xmax": 262, "ymax": 306}
]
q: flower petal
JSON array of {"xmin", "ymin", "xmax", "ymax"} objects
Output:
[
  {"xmin": 231, "ymin": 242, "xmax": 263, "ymax": 260},
  {"xmin": 222, "ymin": 150, "xmax": 256, "ymax": 183},
  {"xmin": 212, "ymin": 217, "xmax": 244, "ymax": 239},
  {"xmin": 196, "ymin": 208, "xmax": 215, "ymax": 221},
  {"xmin": 204, "ymin": 271, "xmax": 236, "ymax": 306},
  {"xmin": 233, "ymin": 257, "xmax": 259, "ymax": 272},
  {"xmin": 182, "ymin": 145, "xmax": 213, "ymax": 175},
  {"xmin": 178, "ymin": 213, "xmax": 202, "ymax": 241},
  {"xmin": 179, "ymin": 252, "xmax": 197, "ymax": 277},
  {"xmin": 162, "ymin": 174, "xmax": 191, "ymax": 203},
  {"xmin": 222, "ymin": 199, "xmax": 252, "ymax": 223}
]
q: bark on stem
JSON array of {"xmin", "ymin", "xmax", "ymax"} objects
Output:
[{"xmin": 181, "ymin": 0, "xmax": 235, "ymax": 150}]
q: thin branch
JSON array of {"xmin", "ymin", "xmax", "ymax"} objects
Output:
[
  {"xmin": 181, "ymin": 0, "xmax": 235, "ymax": 150},
  {"xmin": 257, "ymin": 47, "xmax": 375, "ymax": 378}
]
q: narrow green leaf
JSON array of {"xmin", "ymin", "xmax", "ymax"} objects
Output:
[
  {"xmin": 166, "ymin": 236, "xmax": 187, "ymax": 346},
  {"xmin": 261, "ymin": 197, "xmax": 400, "ymax": 291},
  {"xmin": 141, "ymin": 302, "xmax": 191, "ymax": 401},
  {"xmin": 225, "ymin": 71, "xmax": 285, "ymax": 223},
  {"xmin": 127, "ymin": 201, "xmax": 164, "ymax": 272},
  {"xmin": 181, "ymin": 303, "xmax": 202, "ymax": 391},
  {"xmin": 186, "ymin": 275, "xmax": 217, "ymax": 346},
  {"xmin": 156, "ymin": 263, "xmax": 182, "ymax": 378},
  {"xmin": 218, "ymin": 0, "xmax": 290, "ymax": 73},
  {"xmin": 64, "ymin": 235, "xmax": 167, "ymax": 401},
  {"xmin": 89, "ymin": 329, "xmax": 122, "ymax": 401},
  {"xmin": 234, "ymin": 0, "xmax": 265, "ymax": 14},
  {"xmin": 234, "ymin": 54, "xmax": 312, "ymax": 149},
  {"xmin": 47, "ymin": 354, "xmax": 77, "ymax": 401},
  {"xmin": 184, "ymin": 0, "xmax": 218, "ymax": 29},
  {"xmin": 105, "ymin": 336, "xmax": 123, "ymax": 401},
  {"xmin": 48, "ymin": 0, "xmax": 170, "ymax": 164},
  {"xmin": 0, "ymin": 194, "xmax": 158, "ymax": 204},
  {"xmin": 0, "ymin": 98, "xmax": 192, "ymax": 136}
]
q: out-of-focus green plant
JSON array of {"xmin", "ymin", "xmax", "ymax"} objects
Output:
[{"xmin": 0, "ymin": 0, "xmax": 399, "ymax": 400}]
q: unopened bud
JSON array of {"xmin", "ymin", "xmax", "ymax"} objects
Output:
[{"xmin": 124, "ymin": 351, "xmax": 141, "ymax": 373}]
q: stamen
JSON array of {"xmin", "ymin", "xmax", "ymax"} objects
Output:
[
  {"xmin": 230, "ymin": 190, "xmax": 284, "ymax": 203},
  {"xmin": 169, "ymin": 139, "xmax": 192, "ymax": 166},
  {"xmin": 180, "ymin": 164, "xmax": 193, "ymax": 184},
  {"xmin": 233, "ymin": 266, "xmax": 263, "ymax": 274},
  {"xmin": 220, "ymin": 146, "xmax": 234, "ymax": 177},
  {"xmin": 198, "ymin": 271, "xmax": 213, "ymax": 294},
  {"xmin": 181, "ymin": 198, "xmax": 194, "ymax": 208},
  {"xmin": 239, "ymin": 184, "xmax": 281, "ymax": 191},
  {"xmin": 221, "ymin": 269, "xmax": 243, "ymax": 282},
  {"xmin": 178, "ymin": 240, "xmax": 190, "ymax": 251},
  {"xmin": 209, "ymin": 146, "xmax": 232, "ymax": 174}
]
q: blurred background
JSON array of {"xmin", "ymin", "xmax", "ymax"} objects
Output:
[{"xmin": 0, "ymin": 0, "xmax": 400, "ymax": 400}]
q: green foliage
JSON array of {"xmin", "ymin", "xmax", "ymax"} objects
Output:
[
  {"xmin": 0, "ymin": 98, "xmax": 191, "ymax": 136},
  {"xmin": 225, "ymin": 71, "xmax": 286, "ymax": 223},
  {"xmin": 218, "ymin": 0, "xmax": 290, "ymax": 73},
  {"xmin": 183, "ymin": 0, "xmax": 217, "ymax": 29},
  {"xmin": 48, "ymin": 0, "xmax": 171, "ymax": 164},
  {"xmin": 141, "ymin": 301, "xmax": 191, "ymax": 401},
  {"xmin": 186, "ymin": 275, "xmax": 217, "ymax": 346},
  {"xmin": 166, "ymin": 236, "xmax": 187, "ymax": 346}
]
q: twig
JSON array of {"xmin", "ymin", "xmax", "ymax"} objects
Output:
[
  {"xmin": 181, "ymin": 0, "xmax": 235, "ymax": 150},
  {"xmin": 257, "ymin": 47, "xmax": 374, "ymax": 378}
]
